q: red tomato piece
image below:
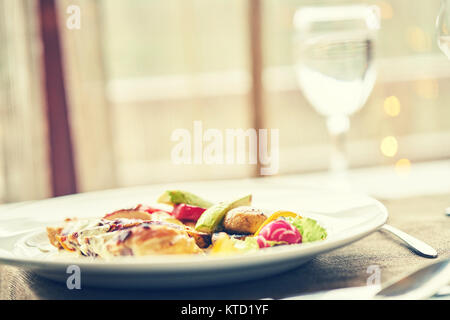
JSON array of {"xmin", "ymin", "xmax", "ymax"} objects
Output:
[{"xmin": 172, "ymin": 204, "xmax": 206, "ymax": 222}]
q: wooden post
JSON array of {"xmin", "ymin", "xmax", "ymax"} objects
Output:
[
  {"xmin": 38, "ymin": 0, "xmax": 77, "ymax": 196},
  {"xmin": 249, "ymin": 0, "xmax": 264, "ymax": 177},
  {"xmin": 57, "ymin": 0, "xmax": 117, "ymax": 192}
]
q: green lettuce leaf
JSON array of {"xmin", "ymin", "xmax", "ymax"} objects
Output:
[
  {"xmin": 231, "ymin": 236, "xmax": 259, "ymax": 252},
  {"xmin": 285, "ymin": 216, "xmax": 327, "ymax": 243}
]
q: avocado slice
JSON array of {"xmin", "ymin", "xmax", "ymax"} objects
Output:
[
  {"xmin": 195, "ymin": 194, "xmax": 252, "ymax": 233},
  {"xmin": 157, "ymin": 190, "xmax": 213, "ymax": 209}
]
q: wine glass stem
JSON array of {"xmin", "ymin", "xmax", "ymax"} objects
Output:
[
  {"xmin": 330, "ymin": 131, "xmax": 348, "ymax": 173},
  {"xmin": 326, "ymin": 115, "xmax": 350, "ymax": 174}
]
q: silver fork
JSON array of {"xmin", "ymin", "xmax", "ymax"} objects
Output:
[
  {"xmin": 383, "ymin": 205, "xmax": 446, "ymax": 258},
  {"xmin": 380, "ymin": 224, "xmax": 438, "ymax": 258}
]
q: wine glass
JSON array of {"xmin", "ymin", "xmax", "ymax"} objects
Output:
[
  {"xmin": 293, "ymin": 5, "xmax": 380, "ymax": 174},
  {"xmin": 437, "ymin": 0, "xmax": 450, "ymax": 59}
]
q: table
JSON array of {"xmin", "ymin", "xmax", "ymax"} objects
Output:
[{"xmin": 1, "ymin": 192, "xmax": 449, "ymax": 300}]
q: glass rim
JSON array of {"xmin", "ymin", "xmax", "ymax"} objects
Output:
[{"xmin": 293, "ymin": 4, "xmax": 381, "ymax": 31}]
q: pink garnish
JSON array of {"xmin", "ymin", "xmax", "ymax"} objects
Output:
[
  {"xmin": 259, "ymin": 219, "xmax": 302, "ymax": 245},
  {"xmin": 256, "ymin": 236, "xmax": 271, "ymax": 248}
]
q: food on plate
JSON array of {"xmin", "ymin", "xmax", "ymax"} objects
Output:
[
  {"xmin": 283, "ymin": 215, "xmax": 328, "ymax": 243},
  {"xmin": 254, "ymin": 210, "xmax": 300, "ymax": 235},
  {"xmin": 157, "ymin": 190, "xmax": 213, "ymax": 209},
  {"xmin": 258, "ymin": 220, "xmax": 302, "ymax": 245},
  {"xmin": 47, "ymin": 218, "xmax": 203, "ymax": 258},
  {"xmin": 47, "ymin": 190, "xmax": 327, "ymax": 259},
  {"xmin": 104, "ymin": 204, "xmax": 160, "ymax": 221},
  {"xmin": 211, "ymin": 232, "xmax": 248, "ymax": 243},
  {"xmin": 222, "ymin": 206, "xmax": 268, "ymax": 234},
  {"xmin": 171, "ymin": 203, "xmax": 206, "ymax": 222},
  {"xmin": 194, "ymin": 194, "xmax": 252, "ymax": 233}
]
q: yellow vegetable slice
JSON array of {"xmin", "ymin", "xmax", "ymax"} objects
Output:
[
  {"xmin": 210, "ymin": 233, "xmax": 241, "ymax": 255},
  {"xmin": 254, "ymin": 210, "xmax": 302, "ymax": 235}
]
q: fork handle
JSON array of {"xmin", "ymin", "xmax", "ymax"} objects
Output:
[{"xmin": 380, "ymin": 224, "xmax": 438, "ymax": 259}]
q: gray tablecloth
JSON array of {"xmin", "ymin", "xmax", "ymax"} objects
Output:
[{"xmin": 0, "ymin": 193, "xmax": 449, "ymax": 299}]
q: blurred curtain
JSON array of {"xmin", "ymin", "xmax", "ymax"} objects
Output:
[{"xmin": 0, "ymin": 0, "xmax": 50, "ymax": 202}]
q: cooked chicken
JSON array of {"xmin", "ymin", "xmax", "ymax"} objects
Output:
[
  {"xmin": 103, "ymin": 208, "xmax": 152, "ymax": 221},
  {"xmin": 47, "ymin": 225, "xmax": 64, "ymax": 248},
  {"xmin": 105, "ymin": 223, "xmax": 203, "ymax": 256},
  {"xmin": 222, "ymin": 206, "xmax": 268, "ymax": 234},
  {"xmin": 103, "ymin": 207, "xmax": 211, "ymax": 248},
  {"xmin": 46, "ymin": 204, "xmax": 214, "ymax": 257},
  {"xmin": 47, "ymin": 218, "xmax": 204, "ymax": 257}
]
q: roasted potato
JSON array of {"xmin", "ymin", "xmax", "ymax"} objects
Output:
[{"xmin": 222, "ymin": 206, "xmax": 268, "ymax": 234}]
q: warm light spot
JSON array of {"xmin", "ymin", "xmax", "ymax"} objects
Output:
[
  {"xmin": 395, "ymin": 158, "xmax": 411, "ymax": 176},
  {"xmin": 406, "ymin": 26, "xmax": 431, "ymax": 52},
  {"xmin": 376, "ymin": 1, "xmax": 393, "ymax": 19},
  {"xmin": 414, "ymin": 79, "xmax": 439, "ymax": 99},
  {"xmin": 380, "ymin": 136, "xmax": 398, "ymax": 157},
  {"xmin": 383, "ymin": 96, "xmax": 401, "ymax": 117}
]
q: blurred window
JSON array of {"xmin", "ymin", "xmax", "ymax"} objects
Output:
[{"xmin": 94, "ymin": 0, "xmax": 450, "ymax": 182}]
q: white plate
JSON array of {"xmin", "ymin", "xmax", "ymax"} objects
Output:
[{"xmin": 0, "ymin": 182, "xmax": 388, "ymax": 288}]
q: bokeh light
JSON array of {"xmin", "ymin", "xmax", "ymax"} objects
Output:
[
  {"xmin": 383, "ymin": 96, "xmax": 401, "ymax": 117},
  {"xmin": 406, "ymin": 26, "xmax": 431, "ymax": 52},
  {"xmin": 395, "ymin": 158, "xmax": 411, "ymax": 176},
  {"xmin": 380, "ymin": 136, "xmax": 398, "ymax": 157},
  {"xmin": 376, "ymin": 1, "xmax": 393, "ymax": 20}
]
